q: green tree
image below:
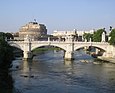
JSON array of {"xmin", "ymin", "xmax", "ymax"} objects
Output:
[
  {"xmin": 108, "ymin": 28, "xmax": 115, "ymax": 45},
  {"xmin": 93, "ymin": 28, "xmax": 106, "ymax": 42},
  {"xmin": 5, "ymin": 33, "xmax": 14, "ymax": 39},
  {"xmin": 0, "ymin": 32, "xmax": 14, "ymax": 92},
  {"xmin": 0, "ymin": 32, "xmax": 14, "ymax": 69},
  {"xmin": 83, "ymin": 33, "xmax": 93, "ymax": 42},
  {"xmin": 0, "ymin": 32, "xmax": 6, "ymax": 40},
  {"xmin": 0, "ymin": 32, "xmax": 14, "ymax": 40}
]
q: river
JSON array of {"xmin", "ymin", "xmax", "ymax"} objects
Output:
[{"xmin": 11, "ymin": 50, "xmax": 115, "ymax": 93}]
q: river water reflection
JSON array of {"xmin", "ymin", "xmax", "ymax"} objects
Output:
[{"xmin": 12, "ymin": 50, "xmax": 115, "ymax": 93}]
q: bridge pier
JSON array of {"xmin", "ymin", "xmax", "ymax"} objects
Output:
[
  {"xmin": 64, "ymin": 35, "xmax": 74, "ymax": 60},
  {"xmin": 64, "ymin": 51, "xmax": 74, "ymax": 60},
  {"xmin": 23, "ymin": 51, "xmax": 33, "ymax": 60},
  {"xmin": 23, "ymin": 35, "xmax": 33, "ymax": 60}
]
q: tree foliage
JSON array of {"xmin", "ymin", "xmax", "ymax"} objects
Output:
[
  {"xmin": 93, "ymin": 29, "xmax": 105, "ymax": 42},
  {"xmin": 0, "ymin": 32, "xmax": 13, "ymax": 40},
  {"xmin": 108, "ymin": 28, "xmax": 115, "ymax": 45},
  {"xmin": 0, "ymin": 32, "xmax": 14, "ymax": 69},
  {"xmin": 0, "ymin": 32, "xmax": 6, "ymax": 40},
  {"xmin": 83, "ymin": 33, "xmax": 93, "ymax": 42},
  {"xmin": 5, "ymin": 33, "xmax": 14, "ymax": 39}
]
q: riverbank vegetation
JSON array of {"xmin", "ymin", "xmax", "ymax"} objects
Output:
[
  {"xmin": 0, "ymin": 32, "xmax": 14, "ymax": 69},
  {"xmin": 0, "ymin": 32, "xmax": 14, "ymax": 93}
]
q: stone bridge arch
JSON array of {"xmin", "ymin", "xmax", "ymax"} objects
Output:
[
  {"xmin": 8, "ymin": 41, "xmax": 24, "ymax": 51},
  {"xmin": 74, "ymin": 42, "xmax": 107, "ymax": 52},
  {"xmin": 31, "ymin": 42, "xmax": 74, "ymax": 60},
  {"xmin": 74, "ymin": 45, "xmax": 106, "ymax": 52},
  {"xmin": 31, "ymin": 43, "xmax": 66, "ymax": 51}
]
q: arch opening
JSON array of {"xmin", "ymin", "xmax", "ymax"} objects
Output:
[
  {"xmin": 11, "ymin": 46, "xmax": 23, "ymax": 58},
  {"xmin": 9, "ymin": 42, "xmax": 23, "ymax": 50},
  {"xmin": 32, "ymin": 45, "xmax": 65, "ymax": 60},
  {"xmin": 74, "ymin": 46, "xmax": 106, "ymax": 58},
  {"xmin": 9, "ymin": 42, "xmax": 24, "ymax": 58},
  {"xmin": 32, "ymin": 44, "xmax": 66, "ymax": 52}
]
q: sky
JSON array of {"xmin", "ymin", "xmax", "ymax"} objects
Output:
[{"xmin": 0, "ymin": 0, "xmax": 115, "ymax": 34}]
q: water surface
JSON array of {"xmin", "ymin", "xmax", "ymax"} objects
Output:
[{"xmin": 12, "ymin": 50, "xmax": 115, "ymax": 93}]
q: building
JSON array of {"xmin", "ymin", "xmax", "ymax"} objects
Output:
[
  {"xmin": 51, "ymin": 29, "xmax": 95, "ymax": 41},
  {"xmin": 18, "ymin": 21, "xmax": 47, "ymax": 40}
]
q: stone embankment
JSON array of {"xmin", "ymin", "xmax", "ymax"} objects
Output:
[{"xmin": 98, "ymin": 56, "xmax": 115, "ymax": 63}]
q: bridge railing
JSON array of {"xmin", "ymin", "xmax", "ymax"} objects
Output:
[{"xmin": 7, "ymin": 39, "xmax": 109, "ymax": 45}]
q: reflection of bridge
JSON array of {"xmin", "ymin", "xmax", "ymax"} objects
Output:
[{"xmin": 8, "ymin": 35, "xmax": 115, "ymax": 60}]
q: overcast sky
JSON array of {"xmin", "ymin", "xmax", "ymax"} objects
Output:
[{"xmin": 0, "ymin": 0, "xmax": 115, "ymax": 34}]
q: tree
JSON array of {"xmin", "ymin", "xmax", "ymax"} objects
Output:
[
  {"xmin": 0, "ymin": 32, "xmax": 14, "ymax": 69},
  {"xmin": 5, "ymin": 33, "xmax": 14, "ymax": 39},
  {"xmin": 0, "ymin": 32, "xmax": 14, "ymax": 92},
  {"xmin": 108, "ymin": 28, "xmax": 115, "ymax": 45},
  {"xmin": 0, "ymin": 32, "xmax": 14, "ymax": 40},
  {"xmin": 0, "ymin": 32, "xmax": 6, "ymax": 40},
  {"xmin": 83, "ymin": 33, "xmax": 93, "ymax": 42},
  {"xmin": 93, "ymin": 28, "xmax": 106, "ymax": 42}
]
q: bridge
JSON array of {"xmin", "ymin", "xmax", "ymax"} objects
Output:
[{"xmin": 8, "ymin": 35, "xmax": 115, "ymax": 60}]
